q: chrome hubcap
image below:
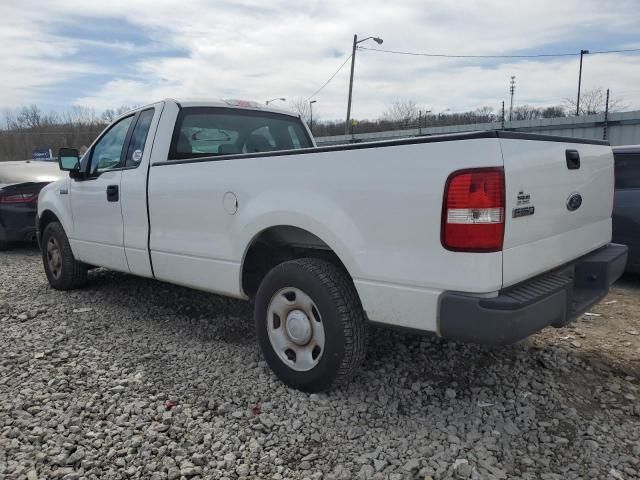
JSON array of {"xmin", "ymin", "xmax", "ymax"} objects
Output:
[
  {"xmin": 46, "ymin": 237, "xmax": 62, "ymax": 279},
  {"xmin": 267, "ymin": 287, "xmax": 325, "ymax": 371}
]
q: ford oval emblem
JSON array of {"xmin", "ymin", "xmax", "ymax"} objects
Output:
[{"xmin": 566, "ymin": 193, "xmax": 582, "ymax": 211}]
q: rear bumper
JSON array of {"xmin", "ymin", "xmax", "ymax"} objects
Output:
[
  {"xmin": 438, "ymin": 243, "xmax": 628, "ymax": 345},
  {"xmin": 0, "ymin": 205, "xmax": 38, "ymax": 243}
]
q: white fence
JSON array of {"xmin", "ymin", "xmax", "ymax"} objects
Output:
[{"xmin": 315, "ymin": 110, "xmax": 640, "ymax": 147}]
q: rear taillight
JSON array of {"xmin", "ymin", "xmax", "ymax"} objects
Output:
[
  {"xmin": 0, "ymin": 193, "xmax": 38, "ymax": 204},
  {"xmin": 441, "ymin": 167, "xmax": 505, "ymax": 252}
]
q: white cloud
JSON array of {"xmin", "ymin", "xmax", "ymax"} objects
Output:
[
  {"xmin": 0, "ymin": 3, "xmax": 98, "ymax": 107},
  {"xmin": 2, "ymin": 0, "xmax": 640, "ymax": 118}
]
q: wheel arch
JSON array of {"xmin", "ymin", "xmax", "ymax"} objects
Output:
[
  {"xmin": 38, "ymin": 209, "xmax": 61, "ymax": 244},
  {"xmin": 240, "ymin": 224, "xmax": 357, "ymax": 298}
]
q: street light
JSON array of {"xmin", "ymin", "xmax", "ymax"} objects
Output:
[
  {"xmin": 418, "ymin": 110, "xmax": 431, "ymax": 129},
  {"xmin": 265, "ymin": 97, "xmax": 286, "ymax": 105},
  {"xmin": 437, "ymin": 109, "xmax": 451, "ymax": 127},
  {"xmin": 576, "ymin": 49, "xmax": 589, "ymax": 116},
  {"xmin": 345, "ymin": 34, "xmax": 383, "ymax": 134},
  {"xmin": 309, "ymin": 100, "xmax": 317, "ymax": 133}
]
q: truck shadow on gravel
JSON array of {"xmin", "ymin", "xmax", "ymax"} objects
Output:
[
  {"xmin": 616, "ymin": 271, "xmax": 640, "ymax": 287},
  {"xmin": 19, "ymin": 251, "xmax": 636, "ymax": 414},
  {"xmin": 82, "ymin": 268, "xmax": 255, "ymax": 345}
]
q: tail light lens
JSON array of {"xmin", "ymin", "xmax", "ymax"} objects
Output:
[
  {"xmin": 441, "ymin": 167, "xmax": 505, "ymax": 252},
  {"xmin": 0, "ymin": 192, "xmax": 38, "ymax": 204}
]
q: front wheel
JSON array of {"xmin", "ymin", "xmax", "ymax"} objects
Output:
[
  {"xmin": 41, "ymin": 222, "xmax": 87, "ymax": 290},
  {"xmin": 254, "ymin": 258, "xmax": 367, "ymax": 392}
]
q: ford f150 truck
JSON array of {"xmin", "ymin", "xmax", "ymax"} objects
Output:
[{"xmin": 37, "ymin": 99, "xmax": 627, "ymax": 391}]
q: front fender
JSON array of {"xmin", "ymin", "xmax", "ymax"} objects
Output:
[{"xmin": 38, "ymin": 178, "xmax": 74, "ymax": 241}]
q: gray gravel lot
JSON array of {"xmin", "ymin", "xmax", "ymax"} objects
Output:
[{"xmin": 1, "ymin": 246, "xmax": 639, "ymax": 480}]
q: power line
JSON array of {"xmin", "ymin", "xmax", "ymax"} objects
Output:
[
  {"xmin": 591, "ymin": 48, "xmax": 640, "ymax": 55},
  {"xmin": 357, "ymin": 46, "xmax": 640, "ymax": 59},
  {"xmin": 305, "ymin": 54, "xmax": 353, "ymax": 101},
  {"xmin": 358, "ymin": 46, "xmax": 576, "ymax": 58}
]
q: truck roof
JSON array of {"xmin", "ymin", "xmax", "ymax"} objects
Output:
[
  {"xmin": 166, "ymin": 98, "xmax": 299, "ymax": 118},
  {"xmin": 111, "ymin": 98, "xmax": 301, "ymax": 127}
]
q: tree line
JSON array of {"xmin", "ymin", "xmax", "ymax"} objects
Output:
[
  {"xmin": 0, "ymin": 105, "xmax": 132, "ymax": 162},
  {"xmin": 0, "ymin": 87, "xmax": 626, "ymax": 161},
  {"xmin": 296, "ymin": 87, "xmax": 626, "ymax": 136}
]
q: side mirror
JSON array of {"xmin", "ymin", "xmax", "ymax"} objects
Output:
[{"xmin": 58, "ymin": 148, "xmax": 80, "ymax": 171}]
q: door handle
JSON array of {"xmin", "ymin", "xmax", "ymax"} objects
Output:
[
  {"xmin": 566, "ymin": 149, "xmax": 580, "ymax": 170},
  {"xmin": 106, "ymin": 185, "xmax": 119, "ymax": 202}
]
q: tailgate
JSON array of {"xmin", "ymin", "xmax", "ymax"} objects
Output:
[{"xmin": 499, "ymin": 136, "xmax": 614, "ymax": 288}]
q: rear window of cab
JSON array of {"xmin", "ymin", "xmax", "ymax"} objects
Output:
[{"xmin": 169, "ymin": 107, "xmax": 312, "ymax": 160}]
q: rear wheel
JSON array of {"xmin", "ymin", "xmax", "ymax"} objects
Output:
[
  {"xmin": 255, "ymin": 258, "xmax": 367, "ymax": 391},
  {"xmin": 42, "ymin": 222, "xmax": 87, "ymax": 290}
]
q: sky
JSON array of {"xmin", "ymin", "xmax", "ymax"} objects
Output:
[{"xmin": 1, "ymin": 0, "xmax": 639, "ymax": 121}]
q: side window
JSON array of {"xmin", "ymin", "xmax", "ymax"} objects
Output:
[
  {"xmin": 90, "ymin": 116, "xmax": 134, "ymax": 174},
  {"xmin": 125, "ymin": 109, "xmax": 155, "ymax": 168},
  {"xmin": 614, "ymin": 154, "xmax": 640, "ymax": 190}
]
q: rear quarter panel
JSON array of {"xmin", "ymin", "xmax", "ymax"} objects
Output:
[{"xmin": 148, "ymin": 137, "xmax": 505, "ymax": 330}]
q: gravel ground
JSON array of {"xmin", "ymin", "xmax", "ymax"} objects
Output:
[{"xmin": 1, "ymin": 246, "xmax": 639, "ymax": 480}]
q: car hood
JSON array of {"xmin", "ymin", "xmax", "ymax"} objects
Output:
[{"xmin": 0, "ymin": 160, "xmax": 64, "ymax": 187}]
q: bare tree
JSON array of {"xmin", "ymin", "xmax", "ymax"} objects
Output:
[
  {"xmin": 471, "ymin": 106, "xmax": 497, "ymax": 123},
  {"xmin": 64, "ymin": 105, "xmax": 100, "ymax": 126},
  {"xmin": 541, "ymin": 106, "xmax": 566, "ymax": 118},
  {"xmin": 289, "ymin": 97, "xmax": 311, "ymax": 124},
  {"xmin": 16, "ymin": 105, "xmax": 43, "ymax": 129},
  {"xmin": 382, "ymin": 98, "xmax": 419, "ymax": 126},
  {"xmin": 101, "ymin": 105, "xmax": 135, "ymax": 123},
  {"xmin": 2, "ymin": 108, "xmax": 16, "ymax": 130},
  {"xmin": 564, "ymin": 87, "xmax": 628, "ymax": 116}
]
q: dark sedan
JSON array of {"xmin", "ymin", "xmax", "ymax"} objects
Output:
[
  {"xmin": 613, "ymin": 145, "xmax": 640, "ymax": 273},
  {"xmin": 0, "ymin": 160, "xmax": 63, "ymax": 250}
]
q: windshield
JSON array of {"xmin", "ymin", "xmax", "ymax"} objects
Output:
[{"xmin": 170, "ymin": 107, "xmax": 312, "ymax": 159}]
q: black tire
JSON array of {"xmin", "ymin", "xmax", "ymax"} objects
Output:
[
  {"xmin": 0, "ymin": 241, "xmax": 9, "ymax": 251},
  {"xmin": 255, "ymin": 258, "xmax": 367, "ymax": 392},
  {"xmin": 41, "ymin": 222, "xmax": 87, "ymax": 290}
]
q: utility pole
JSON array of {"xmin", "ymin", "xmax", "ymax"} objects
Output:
[
  {"xmin": 509, "ymin": 76, "xmax": 516, "ymax": 121},
  {"xmin": 345, "ymin": 35, "xmax": 358, "ymax": 134},
  {"xmin": 603, "ymin": 88, "xmax": 610, "ymax": 141},
  {"xmin": 576, "ymin": 49, "xmax": 589, "ymax": 116},
  {"xmin": 501, "ymin": 101, "xmax": 505, "ymax": 130},
  {"xmin": 309, "ymin": 100, "xmax": 317, "ymax": 134},
  {"xmin": 345, "ymin": 34, "xmax": 383, "ymax": 134}
]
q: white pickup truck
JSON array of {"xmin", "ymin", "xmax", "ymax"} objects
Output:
[{"xmin": 37, "ymin": 98, "xmax": 627, "ymax": 391}]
